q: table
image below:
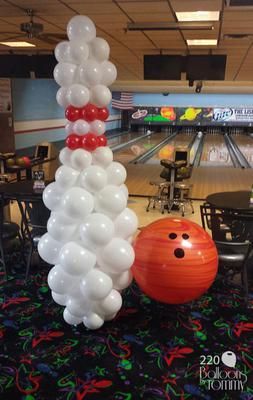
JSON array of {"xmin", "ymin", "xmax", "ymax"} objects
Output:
[
  {"xmin": 0, "ymin": 180, "xmax": 47, "ymax": 201},
  {"xmin": 206, "ymin": 190, "xmax": 253, "ymax": 212},
  {"xmin": 4, "ymin": 157, "xmax": 56, "ymax": 182}
]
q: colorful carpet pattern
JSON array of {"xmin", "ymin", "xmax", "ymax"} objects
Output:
[{"xmin": 0, "ymin": 260, "xmax": 253, "ymax": 400}]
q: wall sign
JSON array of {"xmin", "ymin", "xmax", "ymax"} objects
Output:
[{"xmin": 0, "ymin": 79, "xmax": 12, "ymax": 113}]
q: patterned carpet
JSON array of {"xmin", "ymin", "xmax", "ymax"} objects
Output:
[{"xmin": 1, "ymin": 259, "xmax": 253, "ymax": 400}]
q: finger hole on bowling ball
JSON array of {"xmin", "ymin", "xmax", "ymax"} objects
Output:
[
  {"xmin": 168, "ymin": 233, "xmax": 177, "ymax": 239},
  {"xmin": 182, "ymin": 233, "xmax": 189, "ymax": 240},
  {"xmin": 174, "ymin": 248, "xmax": 185, "ymax": 258}
]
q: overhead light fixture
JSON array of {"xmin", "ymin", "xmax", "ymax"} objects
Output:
[
  {"xmin": 223, "ymin": 33, "xmax": 251, "ymax": 39},
  {"xmin": 0, "ymin": 41, "xmax": 36, "ymax": 47},
  {"xmin": 195, "ymin": 81, "xmax": 203, "ymax": 93},
  {"xmin": 127, "ymin": 22, "xmax": 214, "ymax": 31},
  {"xmin": 187, "ymin": 39, "xmax": 218, "ymax": 46},
  {"xmin": 176, "ymin": 11, "xmax": 220, "ymax": 22}
]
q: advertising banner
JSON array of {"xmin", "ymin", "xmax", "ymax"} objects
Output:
[
  {"xmin": 131, "ymin": 106, "xmax": 253, "ymax": 126},
  {"xmin": 213, "ymin": 108, "xmax": 253, "ymax": 123}
]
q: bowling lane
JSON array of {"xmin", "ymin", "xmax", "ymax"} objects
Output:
[
  {"xmin": 231, "ymin": 134, "xmax": 253, "ymax": 167},
  {"xmin": 145, "ymin": 132, "xmax": 194, "ymax": 164},
  {"xmin": 113, "ymin": 132, "xmax": 170, "ymax": 164},
  {"xmin": 107, "ymin": 130, "xmax": 147, "ymax": 148},
  {"xmin": 200, "ymin": 134, "xmax": 233, "ymax": 167}
]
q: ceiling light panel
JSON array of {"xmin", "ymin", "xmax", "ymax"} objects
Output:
[
  {"xmin": 0, "ymin": 41, "xmax": 36, "ymax": 47},
  {"xmin": 187, "ymin": 39, "xmax": 218, "ymax": 45},
  {"xmin": 176, "ymin": 11, "xmax": 220, "ymax": 21}
]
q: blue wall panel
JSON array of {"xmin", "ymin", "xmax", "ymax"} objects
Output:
[
  {"xmin": 12, "ymin": 79, "xmax": 64, "ymax": 121},
  {"xmin": 15, "ymin": 128, "xmax": 66, "ymax": 150},
  {"xmin": 133, "ymin": 93, "xmax": 253, "ymax": 107}
]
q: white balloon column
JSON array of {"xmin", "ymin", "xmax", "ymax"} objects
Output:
[{"xmin": 38, "ymin": 15, "xmax": 138, "ymax": 330}]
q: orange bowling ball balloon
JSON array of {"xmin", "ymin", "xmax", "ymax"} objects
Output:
[{"xmin": 132, "ymin": 218, "xmax": 218, "ymax": 304}]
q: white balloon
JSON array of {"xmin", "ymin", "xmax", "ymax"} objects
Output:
[
  {"xmin": 99, "ymin": 238, "xmax": 135, "ymax": 273},
  {"xmin": 53, "ymin": 62, "xmax": 77, "ymax": 87},
  {"xmin": 38, "ymin": 233, "xmax": 61, "ymax": 264},
  {"xmin": 59, "ymin": 241, "xmax": 96, "ymax": 275},
  {"xmin": 43, "ymin": 182, "xmax": 63, "ymax": 211},
  {"xmin": 92, "ymin": 146, "xmax": 113, "ymax": 168},
  {"xmin": 55, "ymin": 165, "xmax": 79, "ymax": 190},
  {"xmin": 90, "ymin": 37, "xmax": 110, "ymax": 62},
  {"xmin": 63, "ymin": 308, "xmax": 83, "ymax": 325},
  {"xmin": 80, "ymin": 213, "xmax": 114, "ymax": 247},
  {"xmin": 48, "ymin": 264, "xmax": 75, "ymax": 294},
  {"xmin": 79, "ymin": 165, "xmax": 107, "ymax": 193},
  {"xmin": 66, "ymin": 84, "xmax": 90, "ymax": 108},
  {"xmin": 70, "ymin": 148, "xmax": 92, "ymax": 170},
  {"xmin": 61, "ymin": 187, "xmax": 94, "ymax": 219},
  {"xmin": 89, "ymin": 120, "xmax": 105, "ymax": 136},
  {"xmin": 65, "ymin": 122, "xmax": 74, "ymax": 135},
  {"xmin": 112, "ymin": 270, "xmax": 133, "ymax": 291},
  {"xmin": 67, "ymin": 282, "xmax": 85, "ymax": 300},
  {"xmin": 56, "ymin": 87, "xmax": 70, "ymax": 108},
  {"xmin": 119, "ymin": 184, "xmax": 129, "ymax": 199},
  {"xmin": 52, "ymin": 291, "xmax": 68, "ymax": 306},
  {"xmin": 114, "ymin": 208, "xmax": 138, "ymax": 239},
  {"xmin": 69, "ymin": 40, "xmax": 89, "ymax": 64},
  {"xmin": 79, "ymin": 60, "xmax": 102, "ymax": 87},
  {"xmin": 72, "ymin": 119, "xmax": 90, "ymax": 135},
  {"xmin": 54, "ymin": 41, "xmax": 71, "ymax": 63},
  {"xmin": 99, "ymin": 289, "xmax": 122, "ymax": 315},
  {"xmin": 83, "ymin": 312, "xmax": 104, "ymax": 330},
  {"xmin": 67, "ymin": 15, "xmax": 96, "ymax": 42},
  {"xmin": 66, "ymin": 297, "xmax": 87, "ymax": 318},
  {"xmin": 101, "ymin": 61, "xmax": 117, "ymax": 86},
  {"xmin": 104, "ymin": 313, "xmax": 117, "ymax": 321},
  {"xmin": 80, "ymin": 269, "xmax": 112, "ymax": 300},
  {"xmin": 59, "ymin": 147, "xmax": 72, "ymax": 166},
  {"xmin": 50, "ymin": 211, "xmax": 76, "ymax": 225},
  {"xmin": 106, "ymin": 162, "xmax": 127, "ymax": 186},
  {"xmin": 95, "ymin": 185, "xmax": 127, "ymax": 217},
  {"xmin": 47, "ymin": 214, "xmax": 77, "ymax": 242},
  {"xmin": 90, "ymin": 84, "xmax": 112, "ymax": 107}
]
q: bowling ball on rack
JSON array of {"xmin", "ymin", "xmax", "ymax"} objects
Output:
[
  {"xmin": 22, "ymin": 156, "xmax": 31, "ymax": 167},
  {"xmin": 15, "ymin": 157, "xmax": 26, "ymax": 167},
  {"xmin": 178, "ymin": 166, "xmax": 188, "ymax": 176},
  {"xmin": 6, "ymin": 158, "xmax": 15, "ymax": 167},
  {"xmin": 132, "ymin": 218, "xmax": 218, "ymax": 304}
]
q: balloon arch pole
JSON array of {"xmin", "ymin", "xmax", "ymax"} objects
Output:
[{"xmin": 38, "ymin": 15, "xmax": 138, "ymax": 330}]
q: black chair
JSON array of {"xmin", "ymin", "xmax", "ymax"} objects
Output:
[
  {"xmin": 0, "ymin": 196, "xmax": 23, "ymax": 278},
  {"xmin": 215, "ymin": 240, "xmax": 251, "ymax": 302},
  {"xmin": 200, "ymin": 203, "xmax": 253, "ymax": 303},
  {"xmin": 200, "ymin": 203, "xmax": 231, "ymax": 240},
  {"xmin": 17, "ymin": 197, "xmax": 50, "ymax": 280}
]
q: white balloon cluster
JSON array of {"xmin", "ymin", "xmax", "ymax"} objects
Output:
[
  {"xmin": 38, "ymin": 15, "xmax": 138, "ymax": 330},
  {"xmin": 54, "ymin": 15, "xmax": 116, "ymax": 109}
]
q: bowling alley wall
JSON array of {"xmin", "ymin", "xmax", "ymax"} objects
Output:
[{"xmin": 10, "ymin": 79, "xmax": 253, "ymax": 151}]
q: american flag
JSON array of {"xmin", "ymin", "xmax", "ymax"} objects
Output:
[{"xmin": 111, "ymin": 92, "xmax": 134, "ymax": 110}]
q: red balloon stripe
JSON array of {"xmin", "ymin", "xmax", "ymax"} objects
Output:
[
  {"xmin": 65, "ymin": 104, "xmax": 109, "ymax": 123},
  {"xmin": 66, "ymin": 133, "xmax": 107, "ymax": 151},
  {"xmin": 65, "ymin": 134, "xmax": 81, "ymax": 150},
  {"xmin": 97, "ymin": 134, "xmax": 107, "ymax": 147}
]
